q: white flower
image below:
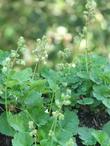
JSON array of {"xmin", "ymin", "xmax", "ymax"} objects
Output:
[
  {"xmin": 29, "ymin": 129, "xmax": 37, "ymax": 137},
  {"xmin": 2, "ymin": 66, "xmax": 7, "ymax": 73},
  {"xmin": 11, "ymin": 50, "xmax": 17, "ymax": 57},
  {"xmin": 48, "ymin": 130, "xmax": 54, "ymax": 137},
  {"xmin": 63, "ymin": 100, "xmax": 71, "ymax": 105},
  {"xmin": 5, "ymin": 57, "xmax": 11, "ymax": 62},
  {"xmin": 45, "ymin": 109, "xmax": 49, "ymax": 113},
  {"xmin": 28, "ymin": 121, "xmax": 34, "ymax": 129},
  {"xmin": 52, "ymin": 111, "xmax": 59, "ymax": 118},
  {"xmin": 20, "ymin": 60, "xmax": 25, "ymax": 65},
  {"xmin": 33, "ymin": 36, "xmax": 49, "ymax": 64},
  {"xmin": 55, "ymin": 99, "xmax": 62, "ymax": 108},
  {"xmin": 59, "ymin": 113, "xmax": 64, "ymax": 120},
  {"xmin": 0, "ymin": 91, "xmax": 3, "ymax": 95},
  {"xmin": 35, "ymin": 58, "xmax": 39, "ymax": 62}
]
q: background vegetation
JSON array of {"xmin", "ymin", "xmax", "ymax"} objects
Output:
[{"xmin": 0, "ymin": 0, "xmax": 110, "ymax": 57}]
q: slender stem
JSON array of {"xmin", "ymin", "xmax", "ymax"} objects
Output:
[
  {"xmin": 32, "ymin": 63, "xmax": 39, "ymax": 80},
  {"xmin": 24, "ymin": 109, "xmax": 38, "ymax": 127},
  {"xmin": 85, "ymin": 1, "xmax": 89, "ymax": 73},
  {"xmin": 85, "ymin": 20, "xmax": 89, "ymax": 73},
  {"xmin": 34, "ymin": 137, "xmax": 37, "ymax": 146},
  {"xmin": 5, "ymin": 86, "xmax": 8, "ymax": 115},
  {"xmin": 50, "ymin": 118, "xmax": 57, "ymax": 146}
]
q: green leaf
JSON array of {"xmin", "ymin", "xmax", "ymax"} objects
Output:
[
  {"xmin": 0, "ymin": 112, "xmax": 15, "ymax": 136},
  {"xmin": 103, "ymin": 121, "xmax": 110, "ymax": 137},
  {"xmin": 77, "ymin": 71, "xmax": 89, "ymax": 79},
  {"xmin": 90, "ymin": 68, "xmax": 102, "ymax": 84},
  {"xmin": 107, "ymin": 108, "xmax": 110, "ymax": 116},
  {"xmin": 30, "ymin": 79, "xmax": 48, "ymax": 93},
  {"xmin": 78, "ymin": 127, "xmax": 96, "ymax": 145},
  {"xmin": 77, "ymin": 98, "xmax": 94, "ymax": 105},
  {"xmin": 0, "ymin": 50, "xmax": 9, "ymax": 65},
  {"xmin": 12, "ymin": 68, "xmax": 32, "ymax": 82},
  {"xmin": 93, "ymin": 85, "xmax": 110, "ymax": 100},
  {"xmin": 12, "ymin": 132, "xmax": 33, "ymax": 146},
  {"xmin": 40, "ymin": 139, "xmax": 56, "ymax": 146},
  {"xmin": 61, "ymin": 111, "xmax": 79, "ymax": 135},
  {"xmin": 24, "ymin": 91, "xmax": 42, "ymax": 106},
  {"xmin": 92, "ymin": 130, "xmax": 110, "ymax": 146},
  {"xmin": 102, "ymin": 98, "xmax": 110, "ymax": 108},
  {"xmin": 28, "ymin": 107, "xmax": 49, "ymax": 126},
  {"xmin": 7, "ymin": 112, "xmax": 29, "ymax": 133},
  {"xmin": 41, "ymin": 68, "xmax": 59, "ymax": 90},
  {"xmin": 56, "ymin": 111, "xmax": 79, "ymax": 145}
]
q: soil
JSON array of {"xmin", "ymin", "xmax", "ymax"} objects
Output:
[
  {"xmin": 78, "ymin": 106, "xmax": 110, "ymax": 129},
  {"xmin": 76, "ymin": 105, "xmax": 110, "ymax": 146},
  {"xmin": 0, "ymin": 134, "xmax": 12, "ymax": 146}
]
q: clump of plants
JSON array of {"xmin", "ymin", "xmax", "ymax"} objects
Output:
[
  {"xmin": 0, "ymin": 1, "xmax": 110, "ymax": 146},
  {"xmin": 0, "ymin": 35, "xmax": 110, "ymax": 146}
]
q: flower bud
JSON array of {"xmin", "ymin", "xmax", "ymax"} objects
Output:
[{"xmin": 28, "ymin": 121, "xmax": 34, "ymax": 129}]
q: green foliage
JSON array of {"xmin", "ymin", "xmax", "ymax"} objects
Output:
[
  {"xmin": 0, "ymin": 113, "xmax": 15, "ymax": 136},
  {"xmin": 0, "ymin": 0, "xmax": 110, "ymax": 145},
  {"xmin": 92, "ymin": 130, "xmax": 110, "ymax": 146},
  {"xmin": 12, "ymin": 132, "xmax": 33, "ymax": 146},
  {"xmin": 78, "ymin": 127, "xmax": 96, "ymax": 145},
  {"xmin": 1, "ymin": 46, "xmax": 110, "ymax": 146},
  {"xmin": 12, "ymin": 68, "xmax": 32, "ymax": 82}
]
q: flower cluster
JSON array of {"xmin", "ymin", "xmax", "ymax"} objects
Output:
[
  {"xmin": 55, "ymin": 89, "xmax": 72, "ymax": 108},
  {"xmin": 17, "ymin": 36, "xmax": 26, "ymax": 53},
  {"xmin": 28, "ymin": 121, "xmax": 37, "ymax": 137},
  {"xmin": 84, "ymin": 0, "xmax": 97, "ymax": 23},
  {"xmin": 2, "ymin": 57, "xmax": 11, "ymax": 73},
  {"xmin": 56, "ymin": 62, "xmax": 76, "ymax": 71},
  {"xmin": 2, "ymin": 37, "xmax": 26, "ymax": 74},
  {"xmin": 48, "ymin": 129, "xmax": 55, "ymax": 137},
  {"xmin": 58, "ymin": 47, "xmax": 72, "ymax": 60},
  {"xmin": 66, "ymin": 138, "xmax": 76, "ymax": 146},
  {"xmin": 52, "ymin": 110, "xmax": 64, "ymax": 120},
  {"xmin": 61, "ymin": 89, "xmax": 71, "ymax": 106},
  {"xmin": 32, "ymin": 36, "xmax": 48, "ymax": 65}
]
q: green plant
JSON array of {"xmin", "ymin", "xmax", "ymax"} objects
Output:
[
  {"xmin": 0, "ymin": 36, "xmax": 110, "ymax": 146},
  {"xmin": 0, "ymin": 0, "xmax": 110, "ymax": 146}
]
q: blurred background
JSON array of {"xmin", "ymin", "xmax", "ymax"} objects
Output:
[{"xmin": 0, "ymin": 0, "xmax": 110, "ymax": 64}]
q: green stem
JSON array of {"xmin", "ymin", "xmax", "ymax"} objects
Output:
[
  {"xmin": 85, "ymin": 4, "xmax": 89, "ymax": 73},
  {"xmin": 24, "ymin": 109, "xmax": 38, "ymax": 127},
  {"xmin": 34, "ymin": 137, "xmax": 37, "ymax": 146},
  {"xmin": 32, "ymin": 63, "xmax": 39, "ymax": 80},
  {"xmin": 50, "ymin": 118, "xmax": 57, "ymax": 146},
  {"xmin": 85, "ymin": 27, "xmax": 89, "ymax": 73},
  {"xmin": 5, "ymin": 86, "xmax": 8, "ymax": 115}
]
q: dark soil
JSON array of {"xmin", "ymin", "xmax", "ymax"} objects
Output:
[
  {"xmin": 78, "ymin": 106, "xmax": 110, "ymax": 129},
  {"xmin": 76, "ymin": 105, "xmax": 110, "ymax": 146},
  {"xmin": 0, "ymin": 134, "xmax": 12, "ymax": 146}
]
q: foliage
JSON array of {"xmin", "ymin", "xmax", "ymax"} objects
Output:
[
  {"xmin": 0, "ymin": 0, "xmax": 110, "ymax": 61},
  {"xmin": 0, "ymin": 0, "xmax": 110, "ymax": 146},
  {"xmin": 0, "ymin": 39, "xmax": 110, "ymax": 145}
]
